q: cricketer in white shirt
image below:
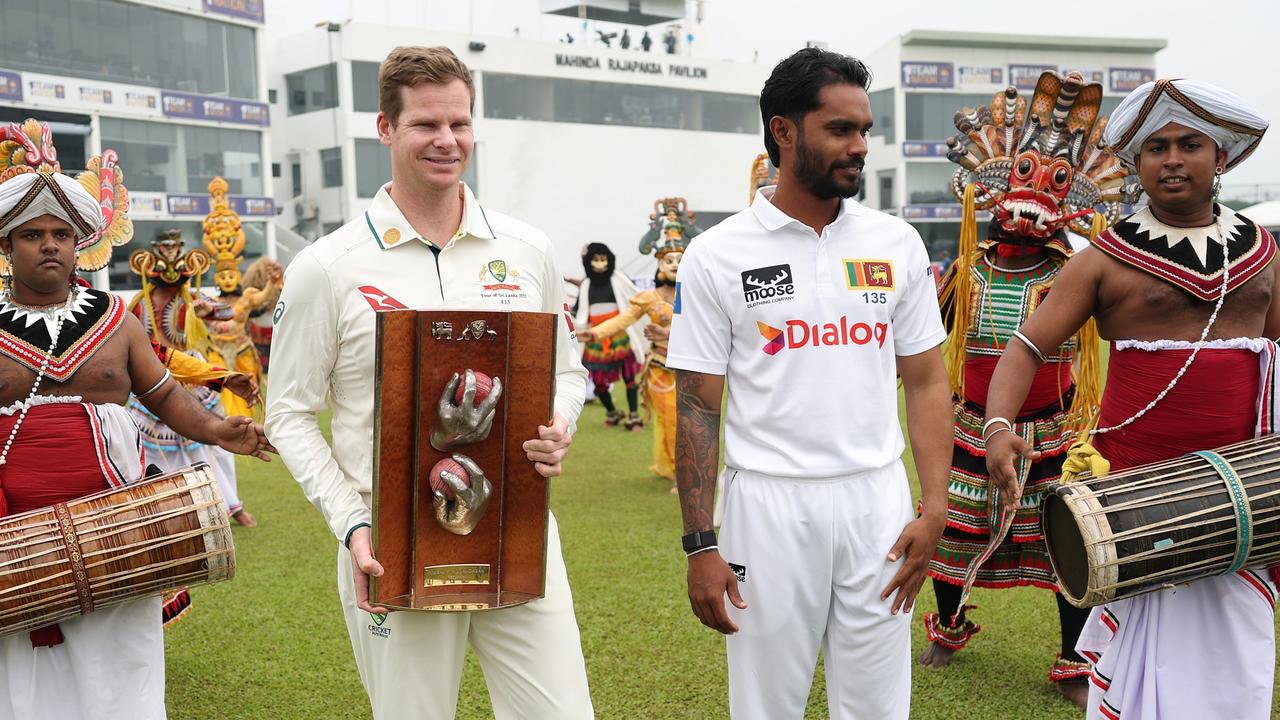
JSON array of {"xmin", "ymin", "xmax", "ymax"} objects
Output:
[
  {"xmin": 265, "ymin": 181, "xmax": 593, "ymax": 719},
  {"xmin": 668, "ymin": 186, "xmax": 947, "ymax": 719}
]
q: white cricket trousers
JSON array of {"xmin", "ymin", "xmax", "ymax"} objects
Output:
[
  {"xmin": 720, "ymin": 462, "xmax": 915, "ymax": 720},
  {"xmin": 338, "ymin": 513, "xmax": 594, "ymax": 720}
]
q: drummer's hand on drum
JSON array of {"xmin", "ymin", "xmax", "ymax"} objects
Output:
[
  {"xmin": 984, "ymin": 430, "xmax": 1039, "ymax": 514},
  {"xmin": 347, "ymin": 526, "xmax": 388, "ymax": 615},
  {"xmin": 523, "ymin": 413, "xmax": 572, "ymax": 478},
  {"xmin": 430, "ymin": 370, "xmax": 503, "ymax": 451},
  {"xmin": 213, "ymin": 416, "xmax": 276, "ymax": 461}
]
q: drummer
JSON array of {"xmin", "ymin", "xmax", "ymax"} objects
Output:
[
  {"xmin": 0, "ymin": 133, "xmax": 273, "ymax": 720},
  {"xmin": 983, "ymin": 79, "xmax": 1277, "ymax": 720}
]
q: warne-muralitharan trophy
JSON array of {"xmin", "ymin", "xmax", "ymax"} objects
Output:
[{"xmin": 371, "ymin": 309, "xmax": 556, "ymax": 611}]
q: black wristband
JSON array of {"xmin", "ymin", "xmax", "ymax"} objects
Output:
[{"xmin": 682, "ymin": 530, "xmax": 717, "ymax": 554}]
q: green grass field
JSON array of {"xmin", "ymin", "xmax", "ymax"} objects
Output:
[{"xmin": 164, "ymin": 387, "xmax": 1280, "ymax": 719}]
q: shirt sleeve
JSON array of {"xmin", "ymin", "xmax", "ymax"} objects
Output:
[
  {"xmin": 543, "ymin": 246, "xmax": 588, "ymax": 434},
  {"xmin": 263, "ymin": 251, "xmax": 371, "ymax": 542},
  {"xmin": 891, "ymin": 224, "xmax": 947, "ymax": 356},
  {"xmin": 666, "ymin": 243, "xmax": 732, "ymax": 375}
]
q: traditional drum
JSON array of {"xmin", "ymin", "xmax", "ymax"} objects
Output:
[
  {"xmin": 1043, "ymin": 434, "xmax": 1280, "ymax": 608},
  {"xmin": 0, "ymin": 464, "xmax": 235, "ymax": 637}
]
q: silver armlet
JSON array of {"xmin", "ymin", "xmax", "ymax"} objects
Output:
[
  {"xmin": 136, "ymin": 369, "xmax": 172, "ymax": 400},
  {"xmin": 1011, "ymin": 330, "xmax": 1048, "ymax": 364}
]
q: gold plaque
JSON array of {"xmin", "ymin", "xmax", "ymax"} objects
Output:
[{"xmin": 422, "ymin": 564, "xmax": 491, "ymax": 587}]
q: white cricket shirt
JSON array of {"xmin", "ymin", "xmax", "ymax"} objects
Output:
[
  {"xmin": 666, "ymin": 186, "xmax": 945, "ymax": 478},
  {"xmin": 265, "ymin": 182, "xmax": 586, "ymax": 541}
]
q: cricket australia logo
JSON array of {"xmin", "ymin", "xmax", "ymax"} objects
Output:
[
  {"xmin": 741, "ymin": 263, "xmax": 795, "ymax": 307},
  {"xmin": 368, "ymin": 612, "xmax": 391, "ymax": 639},
  {"xmin": 478, "ymin": 259, "xmax": 528, "ymax": 301}
]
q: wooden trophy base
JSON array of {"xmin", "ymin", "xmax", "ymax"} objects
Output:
[{"xmin": 371, "ymin": 309, "xmax": 555, "ymax": 612}]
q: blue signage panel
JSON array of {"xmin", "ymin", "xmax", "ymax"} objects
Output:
[
  {"xmin": 0, "ymin": 71, "xmax": 21, "ymax": 102},
  {"xmin": 902, "ymin": 141, "xmax": 950, "ymax": 158},
  {"xmin": 1109, "ymin": 67, "xmax": 1155, "ymax": 94},
  {"xmin": 1009, "ymin": 64, "xmax": 1055, "ymax": 90},
  {"xmin": 901, "ymin": 62, "xmax": 954, "ymax": 89},
  {"xmin": 202, "ymin": 0, "xmax": 265, "ymax": 23},
  {"xmin": 161, "ymin": 91, "xmax": 270, "ymax": 127},
  {"xmin": 166, "ymin": 194, "xmax": 275, "ymax": 217}
]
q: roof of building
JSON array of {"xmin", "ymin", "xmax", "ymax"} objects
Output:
[{"xmin": 901, "ymin": 29, "xmax": 1166, "ymax": 54}]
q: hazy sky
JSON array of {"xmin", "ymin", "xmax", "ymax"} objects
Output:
[{"xmin": 270, "ymin": 0, "xmax": 1276, "ymax": 193}]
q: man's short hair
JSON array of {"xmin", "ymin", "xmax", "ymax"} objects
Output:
[
  {"xmin": 759, "ymin": 48, "xmax": 872, "ymax": 166},
  {"xmin": 378, "ymin": 46, "xmax": 475, "ymax": 126}
]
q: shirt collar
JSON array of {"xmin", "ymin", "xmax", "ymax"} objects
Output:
[
  {"xmin": 364, "ymin": 181, "xmax": 496, "ymax": 251},
  {"xmin": 750, "ymin": 185, "xmax": 861, "ymax": 233}
]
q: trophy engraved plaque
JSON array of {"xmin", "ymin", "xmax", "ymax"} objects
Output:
[{"xmin": 371, "ymin": 309, "xmax": 556, "ymax": 611}]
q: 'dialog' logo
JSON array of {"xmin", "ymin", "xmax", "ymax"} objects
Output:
[{"xmin": 757, "ymin": 317, "xmax": 888, "ymax": 355}]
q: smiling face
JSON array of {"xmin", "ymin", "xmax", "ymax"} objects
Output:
[
  {"xmin": 377, "ymin": 79, "xmax": 474, "ymax": 194},
  {"xmin": 1, "ymin": 214, "xmax": 75, "ymax": 299},
  {"xmin": 774, "ymin": 83, "xmax": 871, "ymax": 201},
  {"xmin": 1135, "ymin": 121, "xmax": 1228, "ymax": 219}
]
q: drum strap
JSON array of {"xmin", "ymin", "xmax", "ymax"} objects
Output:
[
  {"xmin": 1191, "ymin": 450, "xmax": 1254, "ymax": 574},
  {"xmin": 52, "ymin": 502, "xmax": 94, "ymax": 616}
]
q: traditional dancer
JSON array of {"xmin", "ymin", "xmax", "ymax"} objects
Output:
[
  {"xmin": 668, "ymin": 48, "xmax": 950, "ymax": 719},
  {"xmin": 128, "ymin": 229, "xmax": 257, "ymax": 527},
  {"xmin": 0, "ymin": 119, "xmax": 271, "ymax": 720},
  {"xmin": 572, "ymin": 242, "xmax": 644, "ymax": 429},
  {"xmin": 581, "ymin": 198, "xmax": 698, "ymax": 488},
  {"xmin": 985, "ymin": 78, "xmax": 1276, "ymax": 720},
  {"xmin": 199, "ymin": 176, "xmax": 282, "ymax": 422},
  {"xmin": 919, "ymin": 71, "xmax": 1127, "ymax": 708}
]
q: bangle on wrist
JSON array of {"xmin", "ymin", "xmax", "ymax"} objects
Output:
[
  {"xmin": 985, "ymin": 427, "xmax": 1013, "ymax": 443},
  {"xmin": 686, "ymin": 545, "xmax": 719, "ymax": 558},
  {"xmin": 982, "ymin": 417, "xmax": 1012, "ymax": 436}
]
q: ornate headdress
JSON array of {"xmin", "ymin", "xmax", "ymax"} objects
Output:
[
  {"xmin": 202, "ymin": 176, "xmax": 245, "ymax": 293},
  {"xmin": 941, "ymin": 72, "xmax": 1137, "ymax": 433},
  {"xmin": 748, "ymin": 153, "xmax": 779, "ymax": 206},
  {"xmin": 0, "ymin": 119, "xmax": 133, "ymax": 274},
  {"xmin": 129, "ymin": 229, "xmax": 210, "ymax": 288},
  {"xmin": 639, "ymin": 197, "xmax": 702, "ymax": 258}
]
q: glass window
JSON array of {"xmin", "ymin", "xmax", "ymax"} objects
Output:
[
  {"xmin": 352, "ymin": 61, "xmax": 381, "ymax": 113},
  {"xmin": 905, "ymin": 93, "xmax": 993, "ymax": 141},
  {"xmin": 321, "ymin": 147, "xmax": 343, "ymax": 188},
  {"xmin": 100, "ymin": 117, "xmax": 263, "ymax": 195},
  {"xmin": 291, "ymin": 163, "xmax": 303, "ymax": 197},
  {"xmin": 287, "ymin": 64, "xmax": 339, "ymax": 116},
  {"xmin": 869, "ymin": 88, "xmax": 895, "ymax": 144},
  {"xmin": 109, "ymin": 220, "xmax": 267, "ymax": 292},
  {"xmin": 906, "ymin": 163, "xmax": 959, "ymax": 205},
  {"xmin": 354, "ymin": 139, "xmax": 478, "ymax": 198},
  {"xmin": 482, "ymin": 72, "xmax": 758, "ymax": 134},
  {"xmin": 878, "ymin": 172, "xmax": 895, "ymax": 211},
  {"xmin": 0, "ymin": 0, "xmax": 258, "ymax": 98}
]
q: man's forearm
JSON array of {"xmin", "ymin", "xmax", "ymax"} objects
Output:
[
  {"xmin": 983, "ymin": 342, "xmax": 1042, "ymax": 423},
  {"xmin": 675, "ymin": 371, "xmax": 721, "ymax": 533},
  {"xmin": 904, "ymin": 377, "xmax": 953, "ymax": 519},
  {"xmin": 143, "ymin": 381, "xmax": 222, "ymax": 445}
]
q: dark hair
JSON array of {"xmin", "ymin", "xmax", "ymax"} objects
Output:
[
  {"xmin": 760, "ymin": 48, "xmax": 872, "ymax": 166},
  {"xmin": 582, "ymin": 242, "xmax": 615, "ymax": 278}
]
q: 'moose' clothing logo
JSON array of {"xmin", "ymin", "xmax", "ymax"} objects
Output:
[
  {"xmin": 758, "ymin": 316, "xmax": 888, "ymax": 355},
  {"xmin": 741, "ymin": 264, "xmax": 795, "ymax": 307}
]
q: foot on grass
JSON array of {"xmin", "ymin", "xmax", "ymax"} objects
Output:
[
  {"xmin": 918, "ymin": 641, "xmax": 957, "ymax": 669},
  {"xmin": 1057, "ymin": 679, "xmax": 1088, "ymax": 710},
  {"xmin": 232, "ymin": 509, "xmax": 258, "ymax": 527}
]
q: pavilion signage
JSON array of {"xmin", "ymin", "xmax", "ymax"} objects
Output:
[{"xmin": 554, "ymin": 53, "xmax": 708, "ymax": 80}]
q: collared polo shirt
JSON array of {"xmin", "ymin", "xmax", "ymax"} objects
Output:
[
  {"xmin": 265, "ymin": 182, "xmax": 586, "ymax": 541},
  {"xmin": 667, "ymin": 186, "xmax": 945, "ymax": 478}
]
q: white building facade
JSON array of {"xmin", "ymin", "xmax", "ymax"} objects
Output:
[
  {"xmin": 860, "ymin": 30, "xmax": 1164, "ymax": 259},
  {"xmin": 0, "ymin": 0, "xmax": 276, "ymax": 291},
  {"xmin": 269, "ymin": 22, "xmax": 770, "ymax": 278}
]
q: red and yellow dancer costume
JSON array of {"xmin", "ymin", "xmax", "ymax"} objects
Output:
[{"xmin": 923, "ymin": 71, "xmax": 1133, "ymax": 684}]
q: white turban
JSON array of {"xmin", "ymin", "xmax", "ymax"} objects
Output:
[
  {"xmin": 1104, "ymin": 78, "xmax": 1268, "ymax": 172},
  {"xmin": 0, "ymin": 172, "xmax": 102, "ymax": 243}
]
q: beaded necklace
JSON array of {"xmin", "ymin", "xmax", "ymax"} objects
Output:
[{"xmin": 0, "ymin": 287, "xmax": 74, "ymax": 465}]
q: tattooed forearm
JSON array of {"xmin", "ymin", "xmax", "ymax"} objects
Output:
[{"xmin": 675, "ymin": 370, "xmax": 724, "ymax": 533}]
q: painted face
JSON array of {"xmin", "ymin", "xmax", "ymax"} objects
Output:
[
  {"xmin": 1135, "ymin": 121, "xmax": 1226, "ymax": 218},
  {"xmin": 2, "ymin": 214, "xmax": 76, "ymax": 296},
  {"xmin": 657, "ymin": 250, "xmax": 682, "ymax": 280},
  {"xmin": 379, "ymin": 79, "xmax": 474, "ymax": 193},
  {"xmin": 589, "ymin": 254, "xmax": 609, "ymax": 273},
  {"xmin": 215, "ymin": 268, "xmax": 241, "ymax": 293}
]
